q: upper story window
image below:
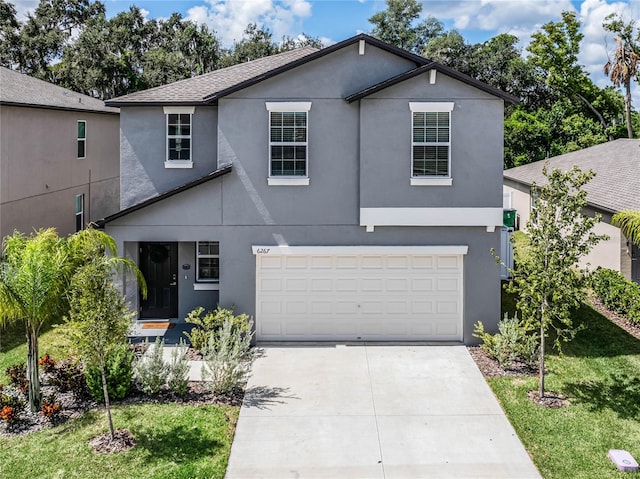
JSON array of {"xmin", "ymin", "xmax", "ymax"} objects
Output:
[
  {"xmin": 266, "ymin": 102, "xmax": 312, "ymax": 186},
  {"xmin": 196, "ymin": 241, "xmax": 219, "ymax": 282},
  {"xmin": 77, "ymin": 120, "xmax": 86, "ymax": 159},
  {"xmin": 163, "ymin": 106, "xmax": 195, "ymax": 169},
  {"xmin": 409, "ymin": 102, "xmax": 454, "ymax": 186}
]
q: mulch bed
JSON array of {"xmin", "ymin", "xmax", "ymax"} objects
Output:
[
  {"xmin": 468, "ymin": 296, "xmax": 640, "ymax": 408},
  {"xmin": 89, "ymin": 429, "xmax": 136, "ymax": 454}
]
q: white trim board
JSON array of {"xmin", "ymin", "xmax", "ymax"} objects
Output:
[
  {"xmin": 252, "ymin": 245, "xmax": 469, "ymax": 255},
  {"xmin": 360, "ymin": 207, "xmax": 503, "ymax": 227},
  {"xmin": 265, "ymin": 102, "xmax": 312, "ymax": 112},
  {"xmin": 409, "ymin": 102, "xmax": 454, "ymax": 112}
]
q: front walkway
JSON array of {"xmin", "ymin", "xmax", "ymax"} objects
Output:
[{"xmin": 225, "ymin": 344, "xmax": 542, "ymax": 479}]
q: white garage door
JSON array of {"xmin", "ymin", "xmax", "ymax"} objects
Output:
[{"xmin": 253, "ymin": 246, "xmax": 466, "ymax": 341}]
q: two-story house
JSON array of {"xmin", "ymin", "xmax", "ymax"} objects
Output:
[
  {"xmin": 0, "ymin": 67, "xmax": 120, "ymax": 238},
  {"xmin": 100, "ymin": 34, "xmax": 517, "ymax": 344}
]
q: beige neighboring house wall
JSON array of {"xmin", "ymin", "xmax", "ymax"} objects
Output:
[
  {"xmin": 0, "ymin": 67, "xmax": 120, "ymax": 239},
  {"xmin": 503, "ymin": 139, "xmax": 640, "ymax": 284}
]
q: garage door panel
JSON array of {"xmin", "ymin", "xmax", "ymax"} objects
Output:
[{"xmin": 255, "ymin": 251, "xmax": 463, "ymax": 341}]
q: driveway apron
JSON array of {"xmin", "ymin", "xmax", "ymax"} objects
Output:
[{"xmin": 225, "ymin": 344, "xmax": 542, "ymax": 479}]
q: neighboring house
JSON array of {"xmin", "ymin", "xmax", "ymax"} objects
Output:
[
  {"xmin": 99, "ymin": 34, "xmax": 517, "ymax": 344},
  {"xmin": 0, "ymin": 67, "xmax": 119, "ymax": 239},
  {"xmin": 504, "ymin": 139, "xmax": 640, "ymax": 284}
]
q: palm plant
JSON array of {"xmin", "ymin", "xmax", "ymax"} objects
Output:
[
  {"xmin": 0, "ymin": 229, "xmax": 69, "ymax": 412},
  {"xmin": 604, "ymin": 35, "xmax": 638, "ymax": 138},
  {"xmin": 612, "ymin": 210, "xmax": 640, "ymax": 247}
]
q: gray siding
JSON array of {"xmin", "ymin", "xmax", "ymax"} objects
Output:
[
  {"xmin": 0, "ymin": 105, "xmax": 119, "ymax": 238},
  {"xmin": 109, "ymin": 41, "xmax": 505, "ymax": 344},
  {"xmin": 120, "ymin": 106, "xmax": 218, "ymax": 209}
]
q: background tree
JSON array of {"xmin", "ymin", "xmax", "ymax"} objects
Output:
[
  {"xmin": 60, "ymin": 256, "xmax": 138, "ymax": 440},
  {"xmin": 0, "ymin": 0, "xmax": 19, "ymax": 67},
  {"xmin": 527, "ymin": 11, "xmax": 617, "ymax": 138},
  {"xmin": 507, "ymin": 166, "xmax": 606, "ymax": 399},
  {"xmin": 369, "ymin": 0, "xmax": 443, "ymax": 54},
  {"xmin": 612, "ymin": 211, "xmax": 640, "ymax": 247},
  {"xmin": 603, "ymin": 14, "xmax": 639, "ymax": 138},
  {"xmin": 0, "ymin": 229, "xmax": 69, "ymax": 412}
]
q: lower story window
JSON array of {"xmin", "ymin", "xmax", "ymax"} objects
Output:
[
  {"xmin": 75, "ymin": 194, "xmax": 84, "ymax": 232},
  {"xmin": 197, "ymin": 241, "xmax": 219, "ymax": 282}
]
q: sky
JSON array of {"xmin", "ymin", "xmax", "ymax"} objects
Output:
[{"xmin": 12, "ymin": 0, "xmax": 640, "ymax": 104}]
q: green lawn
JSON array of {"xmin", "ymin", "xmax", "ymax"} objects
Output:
[
  {"xmin": 0, "ymin": 403, "xmax": 238, "ymax": 479},
  {"xmin": 493, "ymin": 294, "xmax": 640, "ymax": 479},
  {"xmin": 1, "ymin": 321, "xmax": 239, "ymax": 479}
]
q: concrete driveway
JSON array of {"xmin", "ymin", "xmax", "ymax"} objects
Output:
[{"xmin": 225, "ymin": 344, "xmax": 542, "ymax": 479}]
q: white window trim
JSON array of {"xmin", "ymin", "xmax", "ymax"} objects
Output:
[
  {"xmin": 196, "ymin": 241, "xmax": 219, "ymax": 283},
  {"xmin": 164, "ymin": 106, "xmax": 195, "ymax": 168},
  {"xmin": 75, "ymin": 194, "xmax": 84, "ymax": 232},
  {"xmin": 409, "ymin": 102, "xmax": 454, "ymax": 184},
  {"xmin": 77, "ymin": 120, "xmax": 86, "ymax": 159},
  {"xmin": 266, "ymin": 102, "xmax": 311, "ymax": 185}
]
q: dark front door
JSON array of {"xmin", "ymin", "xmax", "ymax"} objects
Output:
[
  {"xmin": 632, "ymin": 243, "xmax": 639, "ymax": 285},
  {"xmin": 139, "ymin": 242, "xmax": 178, "ymax": 319}
]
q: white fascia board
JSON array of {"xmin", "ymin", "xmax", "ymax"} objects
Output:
[
  {"xmin": 409, "ymin": 102, "xmax": 454, "ymax": 112},
  {"xmin": 252, "ymin": 245, "xmax": 468, "ymax": 255},
  {"xmin": 163, "ymin": 106, "xmax": 195, "ymax": 114},
  {"xmin": 360, "ymin": 207, "xmax": 503, "ymax": 227},
  {"xmin": 265, "ymin": 102, "xmax": 312, "ymax": 112}
]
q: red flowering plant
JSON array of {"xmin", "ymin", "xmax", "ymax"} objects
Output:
[
  {"xmin": 40, "ymin": 394, "xmax": 62, "ymax": 422},
  {"xmin": 0, "ymin": 405, "xmax": 19, "ymax": 425},
  {"xmin": 39, "ymin": 354, "xmax": 57, "ymax": 374}
]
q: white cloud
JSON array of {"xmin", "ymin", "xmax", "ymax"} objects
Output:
[
  {"xmin": 187, "ymin": 0, "xmax": 313, "ymax": 46},
  {"xmin": 11, "ymin": 0, "xmax": 39, "ymax": 21}
]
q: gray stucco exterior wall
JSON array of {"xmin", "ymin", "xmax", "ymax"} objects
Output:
[
  {"xmin": 0, "ymin": 105, "xmax": 119, "ymax": 238},
  {"xmin": 107, "ymin": 40, "xmax": 504, "ymax": 344}
]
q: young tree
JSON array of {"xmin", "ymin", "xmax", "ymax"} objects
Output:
[
  {"xmin": 0, "ymin": 229, "xmax": 69, "ymax": 412},
  {"xmin": 61, "ymin": 229, "xmax": 146, "ymax": 440},
  {"xmin": 507, "ymin": 166, "xmax": 607, "ymax": 399},
  {"xmin": 61, "ymin": 257, "xmax": 136, "ymax": 440},
  {"xmin": 603, "ymin": 14, "xmax": 639, "ymax": 139}
]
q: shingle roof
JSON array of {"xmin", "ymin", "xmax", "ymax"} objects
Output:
[
  {"xmin": 106, "ymin": 46, "xmax": 318, "ymax": 106},
  {"xmin": 503, "ymin": 139, "xmax": 640, "ymax": 213},
  {"xmin": 0, "ymin": 67, "xmax": 118, "ymax": 113},
  {"xmin": 344, "ymin": 62, "xmax": 519, "ymax": 104},
  {"xmin": 96, "ymin": 163, "xmax": 233, "ymax": 227}
]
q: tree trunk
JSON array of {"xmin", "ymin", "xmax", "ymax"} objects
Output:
[
  {"xmin": 625, "ymin": 81, "xmax": 634, "ymax": 139},
  {"xmin": 538, "ymin": 307, "xmax": 546, "ymax": 400},
  {"xmin": 100, "ymin": 358, "xmax": 115, "ymax": 440},
  {"xmin": 26, "ymin": 326, "xmax": 41, "ymax": 413},
  {"xmin": 575, "ymin": 92, "xmax": 613, "ymax": 141}
]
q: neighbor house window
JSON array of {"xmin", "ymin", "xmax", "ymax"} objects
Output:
[
  {"xmin": 77, "ymin": 120, "xmax": 86, "ymax": 159},
  {"xmin": 266, "ymin": 102, "xmax": 311, "ymax": 186},
  {"xmin": 409, "ymin": 102, "xmax": 454, "ymax": 186},
  {"xmin": 196, "ymin": 241, "xmax": 219, "ymax": 282},
  {"xmin": 75, "ymin": 194, "xmax": 84, "ymax": 232},
  {"xmin": 163, "ymin": 106, "xmax": 195, "ymax": 168}
]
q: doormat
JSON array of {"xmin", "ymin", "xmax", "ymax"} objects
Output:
[{"xmin": 141, "ymin": 322, "xmax": 175, "ymax": 330}]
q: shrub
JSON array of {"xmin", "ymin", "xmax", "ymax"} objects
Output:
[
  {"xmin": 5, "ymin": 364, "xmax": 28, "ymax": 395},
  {"xmin": 0, "ymin": 405, "xmax": 19, "ymax": 426},
  {"xmin": 49, "ymin": 359, "xmax": 87, "ymax": 397},
  {"xmin": 201, "ymin": 318, "xmax": 255, "ymax": 394},
  {"xmin": 184, "ymin": 305, "xmax": 251, "ymax": 353},
  {"xmin": 40, "ymin": 393, "xmax": 62, "ymax": 422},
  {"xmin": 134, "ymin": 337, "xmax": 170, "ymax": 395},
  {"xmin": 168, "ymin": 341, "xmax": 190, "ymax": 397},
  {"xmin": 85, "ymin": 344, "xmax": 134, "ymax": 402},
  {"xmin": 38, "ymin": 354, "xmax": 57, "ymax": 374},
  {"xmin": 474, "ymin": 314, "xmax": 539, "ymax": 369},
  {"xmin": 589, "ymin": 267, "xmax": 640, "ymax": 323},
  {"xmin": 0, "ymin": 387, "xmax": 25, "ymax": 412}
]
